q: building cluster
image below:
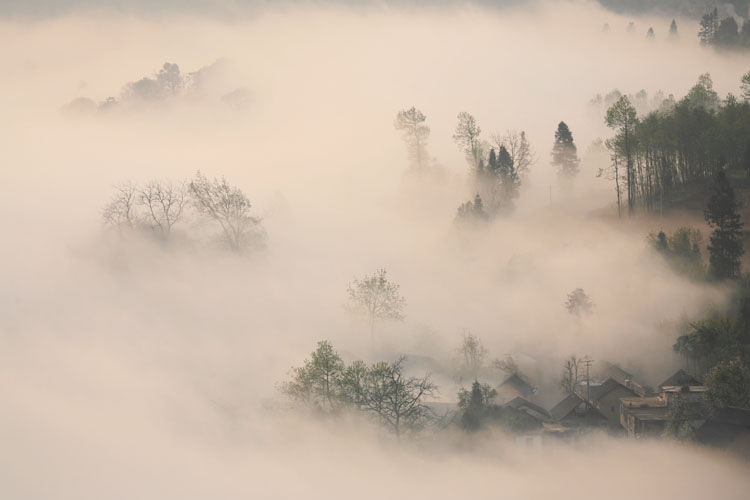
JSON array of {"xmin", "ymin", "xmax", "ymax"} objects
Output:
[{"xmin": 493, "ymin": 363, "xmax": 750, "ymax": 453}]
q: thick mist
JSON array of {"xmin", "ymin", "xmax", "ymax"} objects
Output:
[{"xmin": 1, "ymin": 1, "xmax": 749, "ymax": 498}]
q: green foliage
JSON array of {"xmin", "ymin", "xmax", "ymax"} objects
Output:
[
  {"xmin": 280, "ymin": 343, "xmax": 437, "ymax": 436},
  {"xmin": 458, "ymin": 381, "xmax": 497, "ymax": 431},
  {"xmin": 704, "ymin": 357, "xmax": 750, "ymax": 410},
  {"xmin": 280, "ymin": 340, "xmax": 345, "ymax": 411},
  {"xmin": 704, "ymin": 171, "xmax": 744, "ymax": 280}
]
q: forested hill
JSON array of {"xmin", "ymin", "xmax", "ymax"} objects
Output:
[{"xmin": 597, "ymin": 0, "xmax": 749, "ymax": 19}]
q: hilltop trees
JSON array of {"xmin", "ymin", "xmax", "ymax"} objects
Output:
[
  {"xmin": 551, "ymin": 121, "xmax": 580, "ymax": 185},
  {"xmin": 346, "ymin": 268, "xmax": 406, "ymax": 350},
  {"xmin": 103, "ymin": 180, "xmax": 187, "ymax": 243},
  {"xmin": 455, "ymin": 194, "xmax": 488, "ymax": 225},
  {"xmin": 103, "ymin": 173, "xmax": 264, "ymax": 251},
  {"xmin": 394, "ymin": 107, "xmax": 430, "ymax": 171},
  {"xmin": 705, "ymin": 171, "xmax": 744, "ymax": 280},
  {"xmin": 599, "ymin": 74, "xmax": 750, "ymax": 215}
]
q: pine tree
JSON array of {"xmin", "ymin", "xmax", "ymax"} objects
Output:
[
  {"xmin": 647, "ymin": 27, "xmax": 655, "ymax": 39},
  {"xmin": 699, "ymin": 8, "xmax": 718, "ymax": 46},
  {"xmin": 669, "ymin": 19, "xmax": 678, "ymax": 39},
  {"xmin": 552, "ymin": 121, "xmax": 580, "ymax": 184},
  {"xmin": 705, "ymin": 171, "xmax": 744, "ymax": 280},
  {"xmin": 715, "ymin": 16, "xmax": 740, "ymax": 48}
]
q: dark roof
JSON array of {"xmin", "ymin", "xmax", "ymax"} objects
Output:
[
  {"xmin": 597, "ymin": 361, "xmax": 633, "ymax": 386},
  {"xmin": 659, "ymin": 369, "xmax": 701, "ymax": 389},
  {"xmin": 585, "ymin": 378, "xmax": 635, "ymax": 402},
  {"xmin": 504, "ymin": 397, "xmax": 552, "ymax": 420},
  {"xmin": 550, "ymin": 393, "xmax": 585, "ymax": 421},
  {"xmin": 499, "ymin": 374, "xmax": 534, "ymax": 398}
]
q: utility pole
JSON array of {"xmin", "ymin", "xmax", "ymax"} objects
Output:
[{"xmin": 583, "ymin": 357, "xmax": 595, "ymax": 409}]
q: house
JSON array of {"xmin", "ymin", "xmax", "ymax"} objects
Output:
[
  {"xmin": 549, "ymin": 393, "xmax": 608, "ymax": 428},
  {"xmin": 595, "ymin": 361, "xmax": 653, "ymax": 396},
  {"xmin": 496, "ymin": 374, "xmax": 535, "ymax": 403},
  {"xmin": 695, "ymin": 406, "xmax": 750, "ymax": 456},
  {"xmin": 577, "ymin": 378, "xmax": 638, "ymax": 428},
  {"xmin": 620, "ymin": 395, "xmax": 670, "ymax": 438},
  {"xmin": 504, "ymin": 396, "xmax": 553, "ymax": 423},
  {"xmin": 658, "ymin": 369, "xmax": 701, "ymax": 390},
  {"xmin": 620, "ymin": 385, "xmax": 708, "ymax": 438}
]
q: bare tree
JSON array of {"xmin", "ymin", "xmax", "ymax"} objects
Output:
[
  {"xmin": 561, "ymin": 356, "xmax": 583, "ymax": 395},
  {"xmin": 453, "ymin": 112, "xmax": 484, "ymax": 170},
  {"xmin": 394, "ymin": 107, "xmax": 430, "ymax": 171},
  {"xmin": 457, "ymin": 331, "xmax": 488, "ymax": 378},
  {"xmin": 346, "ymin": 268, "xmax": 406, "ymax": 351},
  {"xmin": 492, "ymin": 354, "xmax": 520, "ymax": 377},
  {"xmin": 188, "ymin": 171, "xmax": 264, "ymax": 252},
  {"xmin": 360, "ymin": 357, "xmax": 437, "ymax": 438},
  {"xmin": 138, "ymin": 180, "xmax": 187, "ymax": 242},
  {"xmin": 492, "ymin": 130, "xmax": 535, "ymax": 179},
  {"xmin": 102, "ymin": 181, "xmax": 140, "ymax": 232}
]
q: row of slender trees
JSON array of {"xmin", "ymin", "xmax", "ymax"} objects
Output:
[{"xmin": 602, "ymin": 72, "xmax": 750, "ymax": 216}]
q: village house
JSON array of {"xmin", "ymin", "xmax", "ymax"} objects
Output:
[
  {"xmin": 549, "ymin": 393, "xmax": 608, "ymax": 428},
  {"xmin": 576, "ymin": 377, "xmax": 638, "ymax": 429}
]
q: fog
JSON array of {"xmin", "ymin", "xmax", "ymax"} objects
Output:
[{"xmin": 1, "ymin": 1, "xmax": 749, "ymax": 498}]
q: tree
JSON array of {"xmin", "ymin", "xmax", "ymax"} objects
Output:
[
  {"xmin": 346, "ymin": 268, "xmax": 406, "ymax": 350},
  {"xmin": 188, "ymin": 171, "xmax": 264, "ymax": 252},
  {"xmin": 605, "ymin": 96, "xmax": 639, "ymax": 215},
  {"xmin": 704, "ymin": 357, "xmax": 750, "ymax": 410},
  {"xmin": 394, "ymin": 107, "xmax": 430, "ymax": 171},
  {"xmin": 715, "ymin": 16, "xmax": 740, "ymax": 48},
  {"xmin": 741, "ymin": 70, "xmax": 750, "ymax": 102},
  {"xmin": 103, "ymin": 181, "xmax": 140, "ymax": 232},
  {"xmin": 493, "ymin": 355, "xmax": 520, "ymax": 377},
  {"xmin": 457, "ymin": 332, "xmax": 488, "ymax": 378},
  {"xmin": 561, "ymin": 356, "xmax": 583, "ymax": 395},
  {"xmin": 669, "ymin": 19, "xmax": 678, "ymax": 39},
  {"xmin": 156, "ymin": 62, "xmax": 183, "ymax": 96},
  {"xmin": 647, "ymin": 27, "xmax": 655, "ymax": 38},
  {"xmin": 458, "ymin": 380, "xmax": 496, "ymax": 431},
  {"xmin": 280, "ymin": 340, "xmax": 345, "ymax": 411},
  {"xmin": 138, "ymin": 180, "xmax": 187, "ymax": 242},
  {"xmin": 338, "ymin": 360, "xmax": 368, "ymax": 409},
  {"xmin": 455, "ymin": 194, "xmax": 488, "ymax": 225},
  {"xmin": 565, "ymin": 288, "xmax": 593, "ymax": 316},
  {"xmin": 704, "ymin": 171, "xmax": 744, "ymax": 280},
  {"xmin": 453, "ymin": 112, "xmax": 483, "ymax": 170},
  {"xmin": 493, "ymin": 130, "xmax": 534, "ymax": 180},
  {"xmin": 551, "ymin": 121, "xmax": 580, "ymax": 185},
  {"xmin": 360, "ymin": 357, "xmax": 437, "ymax": 437},
  {"xmin": 699, "ymin": 8, "xmax": 718, "ymax": 45}
]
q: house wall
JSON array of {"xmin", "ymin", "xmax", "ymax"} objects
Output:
[{"xmin": 596, "ymin": 386, "xmax": 637, "ymax": 427}]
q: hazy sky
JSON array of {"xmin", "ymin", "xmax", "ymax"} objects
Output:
[{"xmin": 1, "ymin": 1, "xmax": 749, "ymax": 498}]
